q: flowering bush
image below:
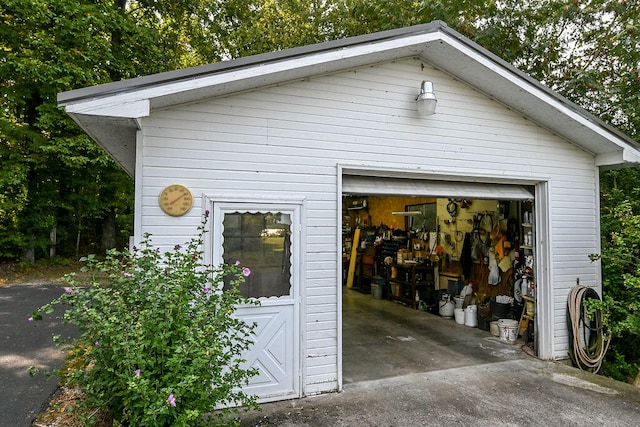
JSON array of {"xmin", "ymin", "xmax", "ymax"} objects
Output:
[{"xmin": 32, "ymin": 214, "xmax": 259, "ymax": 426}]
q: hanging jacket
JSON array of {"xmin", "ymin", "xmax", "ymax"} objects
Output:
[{"xmin": 461, "ymin": 232, "xmax": 473, "ymax": 279}]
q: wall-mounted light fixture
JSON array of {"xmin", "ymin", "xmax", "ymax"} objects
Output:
[{"xmin": 416, "ymin": 80, "xmax": 437, "ymax": 117}]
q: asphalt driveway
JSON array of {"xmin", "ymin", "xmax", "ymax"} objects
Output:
[{"xmin": 0, "ymin": 283, "xmax": 77, "ymax": 427}]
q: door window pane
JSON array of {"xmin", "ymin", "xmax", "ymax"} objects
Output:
[{"xmin": 222, "ymin": 212, "xmax": 292, "ymax": 298}]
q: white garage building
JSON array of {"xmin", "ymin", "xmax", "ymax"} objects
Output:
[{"xmin": 58, "ymin": 21, "xmax": 640, "ymax": 402}]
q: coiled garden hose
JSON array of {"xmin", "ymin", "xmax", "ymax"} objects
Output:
[{"xmin": 567, "ymin": 285, "xmax": 610, "ymax": 374}]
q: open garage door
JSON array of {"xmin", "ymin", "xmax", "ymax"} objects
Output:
[
  {"xmin": 340, "ymin": 173, "xmax": 542, "ymax": 386},
  {"xmin": 342, "ymin": 175, "xmax": 534, "ymax": 200}
]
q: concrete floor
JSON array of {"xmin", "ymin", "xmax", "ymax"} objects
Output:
[
  {"xmin": 238, "ymin": 288, "xmax": 640, "ymax": 426},
  {"xmin": 341, "ymin": 287, "xmax": 530, "ymax": 384}
]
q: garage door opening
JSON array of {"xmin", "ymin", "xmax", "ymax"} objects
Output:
[{"xmin": 341, "ymin": 177, "xmax": 538, "ymax": 383}]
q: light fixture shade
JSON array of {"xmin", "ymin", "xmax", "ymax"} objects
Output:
[
  {"xmin": 416, "ymin": 80, "xmax": 437, "ymax": 117},
  {"xmin": 392, "ymin": 211, "xmax": 422, "ymax": 216}
]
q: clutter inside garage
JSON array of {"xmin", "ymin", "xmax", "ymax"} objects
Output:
[{"xmin": 343, "ymin": 195, "xmax": 536, "ymax": 351}]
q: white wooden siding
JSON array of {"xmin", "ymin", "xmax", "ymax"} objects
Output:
[{"xmin": 137, "ymin": 58, "xmax": 601, "ymax": 392}]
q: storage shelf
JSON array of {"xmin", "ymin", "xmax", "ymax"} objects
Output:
[{"xmin": 388, "ymin": 263, "xmax": 435, "ymax": 309}]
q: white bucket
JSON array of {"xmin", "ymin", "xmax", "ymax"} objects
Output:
[
  {"xmin": 454, "ymin": 308, "xmax": 465, "ymax": 324},
  {"xmin": 490, "ymin": 321, "xmax": 500, "ymax": 337},
  {"xmin": 465, "ymin": 305, "xmax": 478, "ymax": 327},
  {"xmin": 454, "ymin": 296, "xmax": 464, "ymax": 309},
  {"xmin": 498, "ymin": 319, "xmax": 519, "ymax": 343}
]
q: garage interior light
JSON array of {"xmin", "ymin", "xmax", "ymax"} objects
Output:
[
  {"xmin": 416, "ymin": 81, "xmax": 437, "ymax": 117},
  {"xmin": 392, "ymin": 211, "xmax": 422, "ymax": 216}
]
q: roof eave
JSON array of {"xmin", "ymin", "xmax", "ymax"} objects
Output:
[{"xmin": 58, "ymin": 20, "xmax": 640, "ymax": 171}]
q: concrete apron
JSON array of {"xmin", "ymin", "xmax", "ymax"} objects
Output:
[{"xmin": 238, "ymin": 288, "xmax": 640, "ymax": 426}]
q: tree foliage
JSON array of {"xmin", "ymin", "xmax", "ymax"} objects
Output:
[
  {"xmin": 0, "ymin": 0, "xmax": 210, "ymax": 261},
  {"xmin": 597, "ymin": 168, "xmax": 640, "ymax": 381}
]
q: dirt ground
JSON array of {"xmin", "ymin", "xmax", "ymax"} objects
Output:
[{"xmin": 0, "ymin": 260, "xmax": 88, "ymax": 287}]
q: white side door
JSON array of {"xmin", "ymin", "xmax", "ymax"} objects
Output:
[{"xmin": 211, "ymin": 202, "xmax": 301, "ymax": 402}]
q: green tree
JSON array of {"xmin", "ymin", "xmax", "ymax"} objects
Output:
[
  {"xmin": 0, "ymin": 0, "xmax": 211, "ymax": 261},
  {"xmin": 598, "ymin": 169, "xmax": 640, "ymax": 381}
]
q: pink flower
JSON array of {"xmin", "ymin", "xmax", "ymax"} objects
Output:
[
  {"xmin": 28, "ymin": 317, "xmax": 33, "ymax": 322},
  {"xmin": 205, "ymin": 210, "xmax": 210, "ymax": 217},
  {"xmin": 123, "ymin": 273, "xmax": 133, "ymax": 277},
  {"xmin": 95, "ymin": 341, "xmax": 100, "ymax": 347},
  {"xmin": 242, "ymin": 267, "xmax": 251, "ymax": 277},
  {"xmin": 203, "ymin": 287, "xmax": 209, "ymax": 293},
  {"xmin": 167, "ymin": 394, "xmax": 176, "ymax": 407},
  {"xmin": 135, "ymin": 369, "xmax": 141, "ymax": 377},
  {"xmin": 65, "ymin": 287, "xmax": 72, "ymax": 294}
]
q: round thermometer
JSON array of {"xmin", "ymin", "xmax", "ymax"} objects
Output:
[{"xmin": 159, "ymin": 184, "xmax": 193, "ymax": 216}]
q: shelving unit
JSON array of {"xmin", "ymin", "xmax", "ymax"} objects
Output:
[
  {"xmin": 519, "ymin": 205, "xmax": 535, "ymax": 346},
  {"xmin": 387, "ymin": 263, "xmax": 435, "ymax": 309}
]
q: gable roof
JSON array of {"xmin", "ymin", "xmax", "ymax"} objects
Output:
[{"xmin": 58, "ymin": 20, "xmax": 640, "ymax": 176}]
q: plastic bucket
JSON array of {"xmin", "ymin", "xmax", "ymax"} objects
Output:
[
  {"xmin": 454, "ymin": 296, "xmax": 464, "ymax": 309},
  {"xmin": 498, "ymin": 319, "xmax": 519, "ymax": 343},
  {"xmin": 477, "ymin": 303, "xmax": 491, "ymax": 318},
  {"xmin": 465, "ymin": 305, "xmax": 478, "ymax": 327},
  {"xmin": 491, "ymin": 300, "xmax": 511, "ymax": 319},
  {"xmin": 372, "ymin": 284, "xmax": 383, "ymax": 300},
  {"xmin": 477, "ymin": 315, "xmax": 490, "ymax": 331},
  {"xmin": 490, "ymin": 321, "xmax": 500, "ymax": 337},
  {"xmin": 454, "ymin": 308, "xmax": 465, "ymax": 324}
]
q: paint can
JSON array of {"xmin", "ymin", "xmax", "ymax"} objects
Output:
[{"xmin": 498, "ymin": 319, "xmax": 519, "ymax": 344}]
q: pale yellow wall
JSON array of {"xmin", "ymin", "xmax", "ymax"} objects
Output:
[{"xmin": 346, "ymin": 196, "xmax": 436, "ymax": 230}]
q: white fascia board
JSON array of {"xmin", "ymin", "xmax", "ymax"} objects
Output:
[
  {"xmin": 65, "ymin": 98, "xmax": 150, "ymax": 119},
  {"xmin": 60, "ymin": 33, "xmax": 442, "ymax": 118}
]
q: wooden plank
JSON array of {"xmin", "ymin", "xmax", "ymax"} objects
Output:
[{"xmin": 346, "ymin": 228, "xmax": 360, "ymax": 288}]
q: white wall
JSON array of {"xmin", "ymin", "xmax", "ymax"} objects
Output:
[{"xmin": 136, "ymin": 57, "xmax": 600, "ymax": 392}]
